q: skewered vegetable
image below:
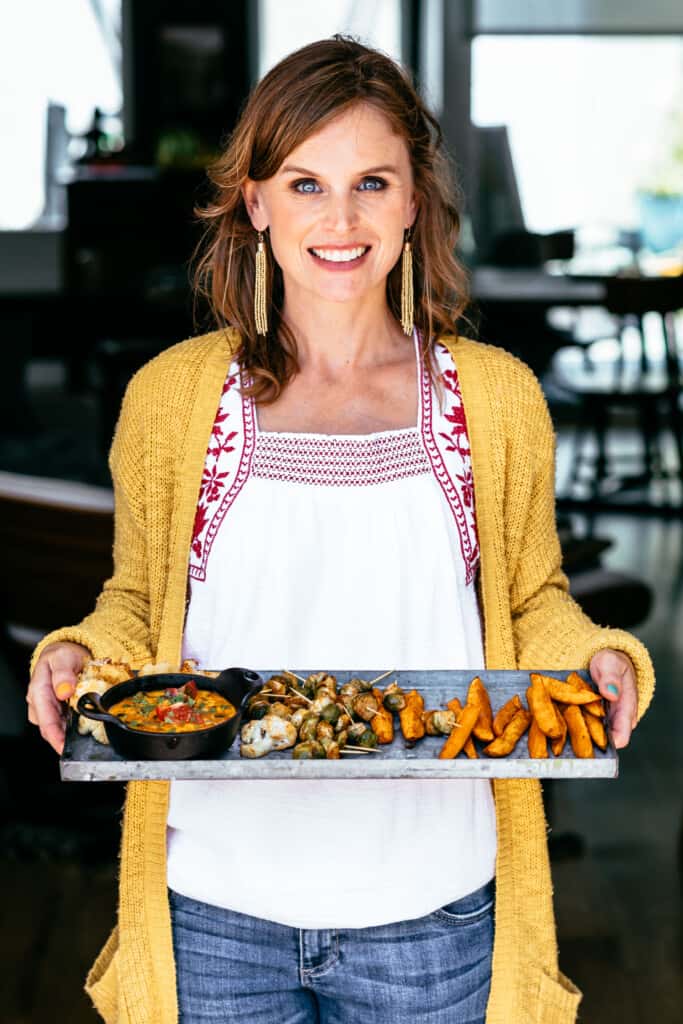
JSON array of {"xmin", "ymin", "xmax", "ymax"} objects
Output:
[
  {"xmin": 299, "ymin": 716, "xmax": 320, "ymax": 742},
  {"xmin": 370, "ymin": 687, "xmax": 394, "ymax": 744},
  {"xmin": 290, "ymin": 708, "xmax": 309, "ymax": 730},
  {"xmin": 399, "ymin": 690, "xmax": 425, "ymax": 742},
  {"xmin": 320, "ymin": 738, "xmax": 341, "ymax": 759},
  {"xmin": 268, "ymin": 701, "xmax": 291, "ymax": 719},
  {"xmin": 246, "ymin": 696, "xmax": 271, "ymax": 720},
  {"xmin": 293, "ymin": 740, "xmax": 326, "ymax": 759},
  {"xmin": 320, "ymin": 703, "xmax": 342, "ymax": 725},
  {"xmin": 357, "ymin": 728, "xmax": 378, "ymax": 748},
  {"xmin": 316, "ymin": 720, "xmax": 335, "ymax": 741},
  {"xmin": 335, "ymin": 712, "xmax": 352, "ymax": 733},
  {"xmin": 265, "ymin": 675, "xmax": 290, "ymax": 694},
  {"xmin": 353, "ymin": 693, "xmax": 380, "ymax": 722},
  {"xmin": 383, "ymin": 683, "xmax": 406, "ymax": 712},
  {"xmin": 339, "ymin": 681, "xmax": 361, "ymax": 702},
  {"xmin": 307, "ymin": 672, "xmax": 337, "ymax": 694},
  {"xmin": 310, "ymin": 693, "xmax": 335, "ymax": 715}
]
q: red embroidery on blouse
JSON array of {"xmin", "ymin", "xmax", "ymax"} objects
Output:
[
  {"xmin": 251, "ymin": 431, "xmax": 430, "ymax": 487},
  {"xmin": 189, "ymin": 371, "xmax": 255, "ymax": 581},
  {"xmin": 190, "ymin": 339, "xmax": 479, "ymax": 586},
  {"xmin": 420, "ymin": 343, "xmax": 479, "ymax": 584}
]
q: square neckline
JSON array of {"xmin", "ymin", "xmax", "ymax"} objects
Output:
[{"xmin": 251, "ymin": 328, "xmax": 424, "ymax": 442}]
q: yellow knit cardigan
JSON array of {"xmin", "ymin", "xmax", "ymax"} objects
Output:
[{"xmin": 32, "ymin": 329, "xmax": 655, "ymax": 1024}]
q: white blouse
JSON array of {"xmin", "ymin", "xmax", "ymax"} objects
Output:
[{"xmin": 166, "ymin": 335, "xmax": 497, "ymax": 929}]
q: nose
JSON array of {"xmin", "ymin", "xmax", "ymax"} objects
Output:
[{"xmin": 323, "ymin": 191, "xmax": 358, "ymax": 233}]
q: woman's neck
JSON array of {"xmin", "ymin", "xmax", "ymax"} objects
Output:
[{"xmin": 281, "ymin": 290, "xmax": 410, "ymax": 377}]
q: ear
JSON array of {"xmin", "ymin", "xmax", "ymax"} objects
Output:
[
  {"xmin": 241, "ymin": 179, "xmax": 269, "ymax": 231},
  {"xmin": 407, "ymin": 190, "xmax": 418, "ymax": 230}
]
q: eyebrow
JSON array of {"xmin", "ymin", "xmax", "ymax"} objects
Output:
[{"xmin": 279, "ymin": 164, "xmax": 401, "ymax": 177}]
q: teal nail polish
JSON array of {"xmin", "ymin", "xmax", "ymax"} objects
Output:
[{"xmin": 607, "ymin": 684, "xmax": 619, "ymax": 695}]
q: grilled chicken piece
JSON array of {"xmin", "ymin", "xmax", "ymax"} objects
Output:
[{"xmin": 240, "ymin": 715, "xmax": 297, "ymax": 758}]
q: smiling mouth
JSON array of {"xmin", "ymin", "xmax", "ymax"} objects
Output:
[{"xmin": 309, "ymin": 245, "xmax": 370, "ymax": 264}]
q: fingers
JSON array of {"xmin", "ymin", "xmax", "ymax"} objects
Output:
[
  {"xmin": 589, "ymin": 648, "xmax": 638, "ymax": 750},
  {"xmin": 27, "ymin": 643, "xmax": 88, "ymax": 755},
  {"xmin": 27, "ymin": 676, "xmax": 67, "ymax": 754}
]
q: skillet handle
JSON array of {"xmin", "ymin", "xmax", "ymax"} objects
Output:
[{"xmin": 76, "ymin": 692, "xmax": 121, "ymax": 726}]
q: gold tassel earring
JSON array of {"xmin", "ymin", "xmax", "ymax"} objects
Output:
[
  {"xmin": 401, "ymin": 228, "xmax": 414, "ymax": 335},
  {"xmin": 254, "ymin": 231, "xmax": 268, "ymax": 336}
]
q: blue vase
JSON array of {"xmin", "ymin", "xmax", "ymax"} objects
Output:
[{"xmin": 637, "ymin": 191, "xmax": 683, "ymax": 253}]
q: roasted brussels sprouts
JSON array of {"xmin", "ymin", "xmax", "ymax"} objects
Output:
[
  {"xmin": 320, "ymin": 703, "xmax": 342, "ymax": 725},
  {"xmin": 316, "ymin": 720, "xmax": 335, "ymax": 741},
  {"xmin": 383, "ymin": 684, "xmax": 406, "ymax": 713},
  {"xmin": 268, "ymin": 701, "xmax": 291, "ymax": 719},
  {"xmin": 299, "ymin": 715, "xmax": 320, "ymax": 742},
  {"xmin": 292, "ymin": 740, "xmax": 326, "ymax": 759},
  {"xmin": 352, "ymin": 693, "xmax": 379, "ymax": 722},
  {"xmin": 357, "ymin": 728, "xmax": 378, "ymax": 748},
  {"xmin": 339, "ymin": 681, "xmax": 361, "ymax": 702},
  {"xmin": 246, "ymin": 697, "xmax": 271, "ymax": 720}
]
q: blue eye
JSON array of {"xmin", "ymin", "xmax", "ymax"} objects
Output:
[
  {"xmin": 293, "ymin": 179, "xmax": 321, "ymax": 194},
  {"xmin": 358, "ymin": 177, "xmax": 386, "ymax": 191},
  {"xmin": 291, "ymin": 176, "xmax": 387, "ymax": 194}
]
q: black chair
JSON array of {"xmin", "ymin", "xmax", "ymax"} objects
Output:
[
  {"xmin": 562, "ymin": 275, "xmax": 683, "ymax": 503},
  {"xmin": 0, "ymin": 470, "xmax": 113, "ymax": 683}
]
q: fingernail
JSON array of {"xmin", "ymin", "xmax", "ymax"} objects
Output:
[{"xmin": 607, "ymin": 684, "xmax": 619, "ymax": 696}]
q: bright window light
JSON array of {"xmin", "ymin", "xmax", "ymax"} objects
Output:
[
  {"xmin": 258, "ymin": 0, "xmax": 401, "ymax": 76},
  {"xmin": 0, "ymin": 0, "xmax": 121, "ymax": 230},
  {"xmin": 471, "ymin": 36, "xmax": 683, "ymax": 236}
]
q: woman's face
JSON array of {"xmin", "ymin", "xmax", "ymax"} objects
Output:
[{"xmin": 243, "ymin": 103, "xmax": 417, "ymax": 311}]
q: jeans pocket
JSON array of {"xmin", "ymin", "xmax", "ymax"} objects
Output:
[{"xmin": 431, "ymin": 878, "xmax": 495, "ymax": 926}]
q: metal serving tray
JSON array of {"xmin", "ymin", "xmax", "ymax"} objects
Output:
[{"xmin": 60, "ymin": 669, "xmax": 618, "ymax": 781}]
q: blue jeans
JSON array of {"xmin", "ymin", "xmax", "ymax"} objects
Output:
[{"xmin": 169, "ymin": 879, "xmax": 494, "ymax": 1023}]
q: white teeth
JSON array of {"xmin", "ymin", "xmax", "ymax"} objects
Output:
[{"xmin": 311, "ymin": 246, "xmax": 367, "ymax": 262}]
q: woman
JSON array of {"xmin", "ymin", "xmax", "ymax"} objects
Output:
[{"xmin": 28, "ymin": 37, "xmax": 653, "ymax": 1024}]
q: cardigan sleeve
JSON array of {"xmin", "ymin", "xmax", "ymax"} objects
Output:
[
  {"xmin": 30, "ymin": 373, "xmax": 155, "ymax": 674},
  {"xmin": 507, "ymin": 372, "xmax": 655, "ymax": 722}
]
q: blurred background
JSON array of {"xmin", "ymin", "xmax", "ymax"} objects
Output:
[{"xmin": 0, "ymin": 2, "xmax": 681, "ymax": 1021}]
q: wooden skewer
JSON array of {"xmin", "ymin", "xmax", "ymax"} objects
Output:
[
  {"xmin": 367, "ymin": 669, "xmax": 396, "ymax": 686},
  {"xmin": 342, "ymin": 744, "xmax": 383, "ymax": 754},
  {"xmin": 288, "ymin": 686, "xmax": 313, "ymax": 705},
  {"xmin": 282, "ymin": 669, "xmax": 307, "ymax": 682},
  {"xmin": 257, "ymin": 687, "xmax": 312, "ymax": 705}
]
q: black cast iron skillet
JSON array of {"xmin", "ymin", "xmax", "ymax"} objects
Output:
[{"xmin": 76, "ymin": 667, "xmax": 262, "ymax": 760}]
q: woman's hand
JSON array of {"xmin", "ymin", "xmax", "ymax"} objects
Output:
[
  {"xmin": 589, "ymin": 648, "xmax": 638, "ymax": 749},
  {"xmin": 27, "ymin": 641, "xmax": 91, "ymax": 754}
]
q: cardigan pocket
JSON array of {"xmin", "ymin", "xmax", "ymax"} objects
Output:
[
  {"xmin": 85, "ymin": 925, "xmax": 120, "ymax": 1024},
  {"xmin": 535, "ymin": 968, "xmax": 582, "ymax": 1024}
]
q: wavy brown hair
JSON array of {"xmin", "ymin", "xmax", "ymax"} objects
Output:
[{"xmin": 192, "ymin": 35, "xmax": 472, "ymax": 402}]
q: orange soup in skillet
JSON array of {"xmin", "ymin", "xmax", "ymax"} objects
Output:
[{"xmin": 109, "ymin": 680, "xmax": 236, "ymax": 733}]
